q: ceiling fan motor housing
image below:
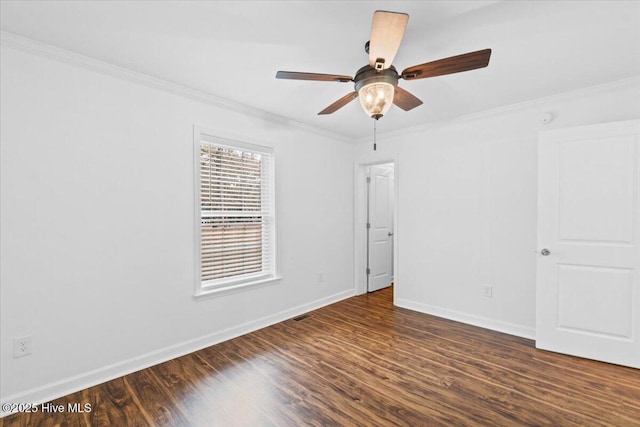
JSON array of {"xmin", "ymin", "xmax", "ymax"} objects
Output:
[{"xmin": 353, "ymin": 65, "xmax": 399, "ymax": 91}]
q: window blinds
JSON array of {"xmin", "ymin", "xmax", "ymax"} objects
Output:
[{"xmin": 199, "ymin": 143, "xmax": 274, "ymax": 286}]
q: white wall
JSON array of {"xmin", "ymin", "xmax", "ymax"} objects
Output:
[
  {"xmin": 3, "ymin": 32, "xmax": 639, "ymax": 411},
  {"xmin": 355, "ymin": 78, "xmax": 640, "ymax": 338},
  {"xmin": 0, "ymin": 45, "xmax": 354, "ymax": 406}
]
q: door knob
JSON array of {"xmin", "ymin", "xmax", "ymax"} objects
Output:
[
  {"xmin": 541, "ymin": 248, "xmax": 551, "ymax": 256},
  {"xmin": 388, "ymin": 232, "xmax": 394, "ymax": 237}
]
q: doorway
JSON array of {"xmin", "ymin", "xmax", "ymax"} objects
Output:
[
  {"xmin": 354, "ymin": 158, "xmax": 398, "ymax": 297},
  {"xmin": 367, "ymin": 163, "xmax": 395, "ymax": 292}
]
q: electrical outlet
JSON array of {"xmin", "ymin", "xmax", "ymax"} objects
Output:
[
  {"xmin": 482, "ymin": 285, "xmax": 493, "ymax": 298},
  {"xmin": 14, "ymin": 335, "xmax": 32, "ymax": 358},
  {"xmin": 317, "ymin": 272, "xmax": 325, "ymax": 284}
]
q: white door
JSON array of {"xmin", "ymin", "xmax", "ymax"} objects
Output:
[
  {"xmin": 536, "ymin": 120, "xmax": 640, "ymax": 368},
  {"xmin": 368, "ymin": 165, "xmax": 394, "ymax": 292}
]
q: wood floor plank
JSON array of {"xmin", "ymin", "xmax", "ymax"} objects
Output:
[
  {"xmin": 2, "ymin": 287, "xmax": 639, "ymax": 427},
  {"xmin": 79, "ymin": 377, "xmax": 151, "ymax": 427},
  {"xmin": 208, "ymin": 336, "xmax": 374, "ymax": 426},
  {"xmin": 303, "ymin": 310, "xmax": 627, "ymax": 426},
  {"xmin": 313, "ymin": 303, "xmax": 639, "ymax": 423},
  {"xmin": 153, "ymin": 353, "xmax": 277, "ymax": 427},
  {"xmin": 124, "ymin": 368, "xmax": 192, "ymax": 426},
  {"xmin": 348, "ymin": 293, "xmax": 640, "ymax": 390},
  {"xmin": 268, "ymin": 316, "xmax": 588, "ymax": 427},
  {"xmin": 325, "ymin": 293, "xmax": 640, "ymax": 395},
  {"xmin": 255, "ymin": 322, "xmax": 507, "ymax": 427},
  {"xmin": 320, "ymin": 292, "xmax": 640, "ymax": 425}
]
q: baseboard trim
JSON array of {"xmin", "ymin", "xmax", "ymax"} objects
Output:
[
  {"xmin": 395, "ymin": 298, "xmax": 535, "ymax": 340},
  {"xmin": 0, "ymin": 288, "xmax": 355, "ymax": 417}
]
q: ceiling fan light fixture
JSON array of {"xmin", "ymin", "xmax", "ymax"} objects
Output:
[
  {"xmin": 358, "ymin": 81, "xmax": 394, "ymax": 120},
  {"xmin": 353, "ymin": 65, "xmax": 399, "ymax": 120}
]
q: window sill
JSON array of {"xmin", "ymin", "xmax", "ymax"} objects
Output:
[{"xmin": 194, "ymin": 276, "xmax": 282, "ymax": 301}]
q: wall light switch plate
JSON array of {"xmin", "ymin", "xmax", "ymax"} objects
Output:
[{"xmin": 482, "ymin": 285, "xmax": 493, "ymax": 298}]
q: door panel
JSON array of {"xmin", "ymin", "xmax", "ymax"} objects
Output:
[
  {"xmin": 557, "ymin": 136, "xmax": 635, "ymax": 243},
  {"xmin": 557, "ymin": 264, "xmax": 633, "ymax": 338},
  {"xmin": 536, "ymin": 120, "xmax": 640, "ymax": 368}
]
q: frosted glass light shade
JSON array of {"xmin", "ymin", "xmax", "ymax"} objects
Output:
[{"xmin": 358, "ymin": 82, "xmax": 394, "ymax": 119}]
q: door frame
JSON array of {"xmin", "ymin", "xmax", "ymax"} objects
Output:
[{"xmin": 354, "ymin": 158, "xmax": 399, "ymax": 298}]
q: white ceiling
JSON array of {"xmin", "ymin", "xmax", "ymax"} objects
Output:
[{"xmin": 1, "ymin": 1, "xmax": 639, "ymax": 140}]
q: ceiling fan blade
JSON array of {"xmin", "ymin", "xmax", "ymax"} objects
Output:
[
  {"xmin": 276, "ymin": 71, "xmax": 353, "ymax": 82},
  {"xmin": 318, "ymin": 91, "xmax": 358, "ymax": 115},
  {"xmin": 393, "ymin": 86, "xmax": 423, "ymax": 111},
  {"xmin": 368, "ymin": 10, "xmax": 409, "ymax": 70},
  {"xmin": 401, "ymin": 49, "xmax": 492, "ymax": 80}
]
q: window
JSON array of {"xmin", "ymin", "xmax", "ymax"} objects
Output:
[{"xmin": 195, "ymin": 130, "xmax": 277, "ymax": 297}]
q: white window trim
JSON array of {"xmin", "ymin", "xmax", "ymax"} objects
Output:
[{"xmin": 193, "ymin": 126, "xmax": 280, "ymax": 300}]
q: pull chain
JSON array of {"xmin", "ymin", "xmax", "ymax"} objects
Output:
[{"xmin": 373, "ymin": 119, "xmax": 377, "ymax": 151}]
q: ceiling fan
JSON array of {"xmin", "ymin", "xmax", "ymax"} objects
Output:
[{"xmin": 276, "ymin": 10, "xmax": 491, "ymax": 120}]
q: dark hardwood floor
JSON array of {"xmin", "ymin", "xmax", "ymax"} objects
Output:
[{"xmin": 2, "ymin": 286, "xmax": 639, "ymax": 426}]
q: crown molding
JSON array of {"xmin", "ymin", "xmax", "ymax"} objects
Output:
[
  {"xmin": 4, "ymin": 29, "xmax": 638, "ymax": 147},
  {"xmin": 0, "ymin": 30, "xmax": 352, "ymax": 144},
  {"xmin": 355, "ymin": 74, "xmax": 640, "ymax": 145}
]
